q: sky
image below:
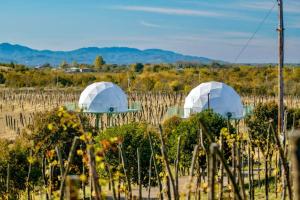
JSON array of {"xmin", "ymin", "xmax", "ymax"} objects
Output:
[{"xmin": 0, "ymin": 0, "xmax": 299, "ymax": 63}]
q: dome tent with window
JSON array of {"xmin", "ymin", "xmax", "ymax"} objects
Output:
[
  {"xmin": 184, "ymin": 81, "xmax": 244, "ymax": 119},
  {"xmin": 79, "ymin": 82, "xmax": 129, "ymax": 113},
  {"xmin": 74, "ymin": 82, "xmax": 140, "ymax": 129}
]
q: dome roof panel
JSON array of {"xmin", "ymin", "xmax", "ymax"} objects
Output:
[
  {"xmin": 79, "ymin": 82, "xmax": 128, "ymax": 113},
  {"xmin": 184, "ymin": 81, "xmax": 243, "ymax": 118}
]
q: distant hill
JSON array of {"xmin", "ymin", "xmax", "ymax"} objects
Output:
[{"xmin": 0, "ymin": 43, "xmax": 217, "ymax": 66}]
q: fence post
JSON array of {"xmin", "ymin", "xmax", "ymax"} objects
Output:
[
  {"xmin": 65, "ymin": 175, "xmax": 80, "ymax": 200},
  {"xmin": 291, "ymin": 130, "xmax": 300, "ymax": 199}
]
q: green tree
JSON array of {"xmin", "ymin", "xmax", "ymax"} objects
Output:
[
  {"xmin": 246, "ymin": 102, "xmax": 300, "ymax": 152},
  {"xmin": 0, "ymin": 73, "xmax": 5, "ymax": 84},
  {"xmin": 130, "ymin": 63, "xmax": 144, "ymax": 73},
  {"xmin": 94, "ymin": 55, "xmax": 105, "ymax": 70},
  {"xmin": 163, "ymin": 109, "xmax": 235, "ymax": 169},
  {"xmin": 60, "ymin": 60, "xmax": 69, "ymax": 69}
]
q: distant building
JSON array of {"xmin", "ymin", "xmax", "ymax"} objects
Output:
[
  {"xmin": 64, "ymin": 67, "xmax": 95, "ymax": 73},
  {"xmin": 65, "ymin": 67, "xmax": 80, "ymax": 73},
  {"xmin": 34, "ymin": 63, "xmax": 52, "ymax": 69},
  {"xmin": 80, "ymin": 68, "xmax": 95, "ymax": 73}
]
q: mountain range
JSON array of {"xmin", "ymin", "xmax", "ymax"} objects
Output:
[{"xmin": 0, "ymin": 43, "xmax": 216, "ymax": 66}]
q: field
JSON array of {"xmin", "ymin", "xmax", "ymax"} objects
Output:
[
  {"xmin": 0, "ymin": 69, "xmax": 300, "ymax": 199},
  {"xmin": 1, "ymin": 88, "xmax": 300, "ymax": 139}
]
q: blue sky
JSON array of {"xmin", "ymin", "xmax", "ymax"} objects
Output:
[{"xmin": 0, "ymin": 0, "xmax": 299, "ymax": 63}]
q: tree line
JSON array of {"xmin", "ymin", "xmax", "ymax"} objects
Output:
[{"xmin": 1, "ymin": 61, "xmax": 300, "ymax": 96}]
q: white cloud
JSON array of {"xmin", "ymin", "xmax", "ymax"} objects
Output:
[
  {"xmin": 113, "ymin": 6, "xmax": 225, "ymax": 18},
  {"xmin": 140, "ymin": 20, "xmax": 162, "ymax": 28}
]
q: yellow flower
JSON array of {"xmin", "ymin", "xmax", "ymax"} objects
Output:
[
  {"xmin": 48, "ymin": 123, "xmax": 53, "ymax": 131},
  {"xmin": 99, "ymin": 162, "xmax": 105, "ymax": 170},
  {"xmin": 80, "ymin": 135, "xmax": 86, "ymax": 141},
  {"xmin": 80, "ymin": 174, "xmax": 87, "ymax": 183},
  {"xmin": 27, "ymin": 156, "xmax": 36, "ymax": 164},
  {"xmin": 52, "ymin": 160, "xmax": 58, "ymax": 166},
  {"xmin": 77, "ymin": 149, "xmax": 83, "ymax": 156},
  {"xmin": 110, "ymin": 137, "xmax": 119, "ymax": 143}
]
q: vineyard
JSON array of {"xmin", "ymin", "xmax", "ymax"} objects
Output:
[
  {"xmin": 1, "ymin": 88, "xmax": 300, "ymax": 138},
  {"xmin": 0, "ymin": 88, "xmax": 300, "ymax": 199}
]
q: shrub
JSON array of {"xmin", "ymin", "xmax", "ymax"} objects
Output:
[
  {"xmin": 26, "ymin": 107, "xmax": 94, "ymax": 189},
  {"xmin": 27, "ymin": 107, "xmax": 93, "ymax": 154},
  {"xmin": 0, "ymin": 137, "xmax": 41, "ymax": 199},
  {"xmin": 287, "ymin": 108, "xmax": 300, "ymax": 130},
  {"xmin": 0, "ymin": 73, "xmax": 5, "ymax": 84},
  {"xmin": 163, "ymin": 109, "xmax": 235, "ymax": 169},
  {"xmin": 246, "ymin": 102, "xmax": 300, "ymax": 152},
  {"xmin": 96, "ymin": 123, "xmax": 161, "ymax": 187}
]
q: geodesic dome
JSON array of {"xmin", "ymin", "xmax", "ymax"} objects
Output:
[
  {"xmin": 78, "ymin": 82, "xmax": 128, "ymax": 113},
  {"xmin": 184, "ymin": 81, "xmax": 244, "ymax": 119}
]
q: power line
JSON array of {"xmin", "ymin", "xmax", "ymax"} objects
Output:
[{"xmin": 234, "ymin": 3, "xmax": 276, "ymax": 63}]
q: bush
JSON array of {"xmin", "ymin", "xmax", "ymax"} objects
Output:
[
  {"xmin": 287, "ymin": 108, "xmax": 300, "ymax": 130},
  {"xmin": 0, "ymin": 73, "xmax": 5, "ymax": 84},
  {"xmin": 26, "ymin": 107, "xmax": 94, "ymax": 189},
  {"xmin": 0, "ymin": 137, "xmax": 41, "ymax": 199},
  {"xmin": 27, "ymin": 107, "xmax": 93, "ymax": 154},
  {"xmin": 96, "ymin": 123, "xmax": 161, "ymax": 187},
  {"xmin": 163, "ymin": 109, "xmax": 235, "ymax": 169},
  {"xmin": 246, "ymin": 102, "xmax": 300, "ymax": 151}
]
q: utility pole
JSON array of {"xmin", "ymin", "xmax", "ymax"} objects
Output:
[
  {"xmin": 276, "ymin": 1, "xmax": 293, "ymax": 200},
  {"xmin": 277, "ymin": 0, "xmax": 284, "ymax": 136}
]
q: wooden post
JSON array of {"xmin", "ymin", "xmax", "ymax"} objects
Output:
[
  {"xmin": 148, "ymin": 153, "xmax": 153, "ymax": 200},
  {"xmin": 95, "ymin": 114, "xmax": 100, "ymax": 130},
  {"xmin": 187, "ymin": 145, "xmax": 200, "ymax": 200},
  {"xmin": 248, "ymin": 142, "xmax": 253, "ymax": 200},
  {"xmin": 291, "ymin": 130, "xmax": 300, "ymax": 200},
  {"xmin": 27, "ymin": 150, "xmax": 32, "ymax": 200},
  {"xmin": 277, "ymin": 0, "xmax": 284, "ymax": 137},
  {"xmin": 65, "ymin": 176, "xmax": 80, "ymax": 200},
  {"xmin": 137, "ymin": 148, "xmax": 142, "ymax": 200},
  {"xmin": 118, "ymin": 145, "xmax": 132, "ymax": 199},
  {"xmin": 209, "ymin": 144, "xmax": 216, "ymax": 200},
  {"xmin": 175, "ymin": 136, "xmax": 181, "ymax": 196},
  {"xmin": 210, "ymin": 143, "xmax": 243, "ymax": 200},
  {"xmin": 148, "ymin": 133, "xmax": 163, "ymax": 200},
  {"xmin": 158, "ymin": 125, "xmax": 178, "ymax": 200},
  {"xmin": 218, "ymin": 134, "xmax": 224, "ymax": 200},
  {"xmin": 271, "ymin": 123, "xmax": 292, "ymax": 200},
  {"xmin": 59, "ymin": 137, "xmax": 80, "ymax": 200},
  {"xmin": 6, "ymin": 163, "xmax": 10, "ymax": 195}
]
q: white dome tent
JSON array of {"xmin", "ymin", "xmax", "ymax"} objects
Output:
[
  {"xmin": 184, "ymin": 81, "xmax": 244, "ymax": 119},
  {"xmin": 79, "ymin": 82, "xmax": 128, "ymax": 113}
]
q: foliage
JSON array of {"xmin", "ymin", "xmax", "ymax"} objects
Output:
[
  {"xmin": 26, "ymin": 107, "xmax": 94, "ymax": 186},
  {"xmin": 130, "ymin": 63, "xmax": 144, "ymax": 73},
  {"xmin": 95, "ymin": 123, "xmax": 161, "ymax": 187},
  {"xmin": 246, "ymin": 102, "xmax": 280, "ymax": 153},
  {"xmin": 2, "ymin": 64, "xmax": 300, "ymax": 96},
  {"xmin": 94, "ymin": 55, "xmax": 106, "ymax": 71},
  {"xmin": 27, "ymin": 107, "xmax": 91, "ymax": 153},
  {"xmin": 0, "ymin": 137, "xmax": 41, "ymax": 199},
  {"xmin": 287, "ymin": 107, "xmax": 300, "ymax": 130},
  {"xmin": 163, "ymin": 109, "xmax": 235, "ymax": 168},
  {"xmin": 245, "ymin": 102, "xmax": 300, "ymax": 152},
  {"xmin": 0, "ymin": 73, "xmax": 5, "ymax": 84}
]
